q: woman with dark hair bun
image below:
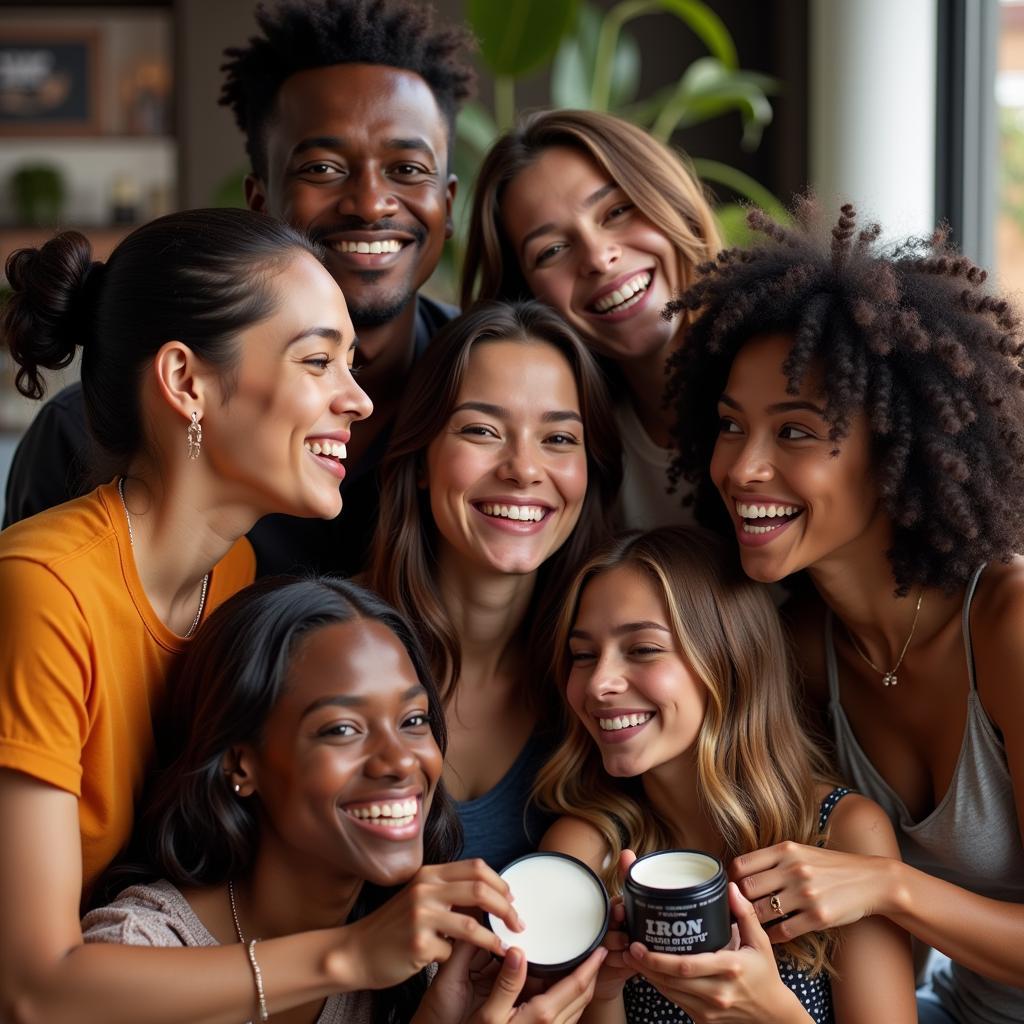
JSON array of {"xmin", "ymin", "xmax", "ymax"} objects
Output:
[
  {"xmin": 0, "ymin": 209, "xmax": 379, "ymax": 1020},
  {"xmin": 83, "ymin": 576, "xmax": 602, "ymax": 1024},
  {"xmin": 667, "ymin": 201, "xmax": 1024, "ymax": 1024},
  {"xmin": 365, "ymin": 299, "xmax": 621, "ymax": 868}
]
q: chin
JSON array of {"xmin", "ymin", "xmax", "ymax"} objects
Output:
[{"xmin": 360, "ymin": 850, "xmax": 425, "ymax": 888}]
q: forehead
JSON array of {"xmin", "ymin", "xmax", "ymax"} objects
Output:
[
  {"xmin": 265, "ymin": 62, "xmax": 449, "ymax": 162},
  {"xmin": 726, "ymin": 332, "xmax": 824, "ymax": 400},
  {"xmin": 457, "ymin": 339, "xmax": 579, "ymax": 400},
  {"xmin": 502, "ymin": 147, "xmax": 609, "ymax": 227},
  {"xmin": 576, "ymin": 565, "xmax": 666, "ymax": 624},
  {"xmin": 280, "ymin": 618, "xmax": 419, "ymax": 708}
]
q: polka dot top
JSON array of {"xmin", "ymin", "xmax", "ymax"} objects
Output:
[{"xmin": 623, "ymin": 787, "xmax": 851, "ymax": 1024}]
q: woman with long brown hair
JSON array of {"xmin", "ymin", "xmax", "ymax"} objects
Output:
[
  {"xmin": 365, "ymin": 299, "xmax": 621, "ymax": 868},
  {"xmin": 537, "ymin": 526, "xmax": 916, "ymax": 1023},
  {"xmin": 462, "ymin": 110, "xmax": 719, "ymax": 530}
]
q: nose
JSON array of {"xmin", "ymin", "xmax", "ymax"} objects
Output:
[
  {"xmin": 332, "ymin": 367, "xmax": 373, "ymax": 424},
  {"xmin": 586, "ymin": 651, "xmax": 629, "ymax": 701},
  {"xmin": 723, "ymin": 432, "xmax": 775, "ymax": 488},
  {"xmin": 337, "ymin": 165, "xmax": 399, "ymax": 224},
  {"xmin": 364, "ymin": 728, "xmax": 418, "ymax": 781},
  {"xmin": 497, "ymin": 438, "xmax": 542, "ymax": 488},
  {"xmin": 577, "ymin": 228, "xmax": 620, "ymax": 276}
]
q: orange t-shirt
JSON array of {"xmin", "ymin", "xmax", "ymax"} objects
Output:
[{"xmin": 0, "ymin": 481, "xmax": 255, "ymax": 891}]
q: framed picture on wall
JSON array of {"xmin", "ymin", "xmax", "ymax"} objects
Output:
[{"xmin": 0, "ymin": 30, "xmax": 101, "ymax": 135}]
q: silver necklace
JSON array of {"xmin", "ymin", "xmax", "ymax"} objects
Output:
[
  {"xmin": 117, "ymin": 476, "xmax": 209, "ymax": 638},
  {"xmin": 844, "ymin": 589, "xmax": 924, "ymax": 688},
  {"xmin": 228, "ymin": 879, "xmax": 246, "ymax": 943}
]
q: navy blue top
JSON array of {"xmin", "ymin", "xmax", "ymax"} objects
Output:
[
  {"xmin": 624, "ymin": 787, "xmax": 851, "ymax": 1024},
  {"xmin": 455, "ymin": 732, "xmax": 556, "ymax": 871}
]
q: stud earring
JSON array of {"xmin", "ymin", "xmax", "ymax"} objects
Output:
[
  {"xmin": 186, "ymin": 411, "xmax": 202, "ymax": 460},
  {"xmin": 233, "ymin": 783, "xmax": 241, "ymax": 795}
]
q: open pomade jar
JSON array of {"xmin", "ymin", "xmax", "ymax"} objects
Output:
[
  {"xmin": 487, "ymin": 852, "xmax": 610, "ymax": 977},
  {"xmin": 624, "ymin": 849, "xmax": 730, "ymax": 954}
]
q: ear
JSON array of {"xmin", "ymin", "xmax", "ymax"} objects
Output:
[
  {"xmin": 245, "ymin": 173, "xmax": 267, "ymax": 213},
  {"xmin": 444, "ymin": 174, "xmax": 457, "ymax": 240},
  {"xmin": 222, "ymin": 745, "xmax": 259, "ymax": 797},
  {"xmin": 153, "ymin": 341, "xmax": 210, "ymax": 425}
]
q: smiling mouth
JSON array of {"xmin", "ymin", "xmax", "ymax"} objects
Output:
[
  {"xmin": 333, "ymin": 239, "xmax": 405, "ymax": 255},
  {"xmin": 735, "ymin": 500, "xmax": 804, "ymax": 535},
  {"xmin": 305, "ymin": 439, "xmax": 347, "ymax": 461},
  {"xmin": 589, "ymin": 271, "xmax": 653, "ymax": 315},
  {"xmin": 598, "ymin": 712, "xmax": 655, "ymax": 732},
  {"xmin": 476, "ymin": 502, "xmax": 550, "ymax": 523},
  {"xmin": 342, "ymin": 797, "xmax": 419, "ymax": 829}
]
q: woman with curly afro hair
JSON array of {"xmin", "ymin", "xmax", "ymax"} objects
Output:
[{"xmin": 664, "ymin": 200, "xmax": 1024, "ymax": 1024}]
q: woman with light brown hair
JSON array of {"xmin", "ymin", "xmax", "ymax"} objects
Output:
[
  {"xmin": 462, "ymin": 110, "xmax": 720, "ymax": 530},
  {"xmin": 365, "ymin": 299, "xmax": 621, "ymax": 870},
  {"xmin": 536, "ymin": 526, "xmax": 916, "ymax": 1024}
]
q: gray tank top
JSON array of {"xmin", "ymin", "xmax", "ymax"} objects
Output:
[{"xmin": 825, "ymin": 566, "xmax": 1024, "ymax": 1023}]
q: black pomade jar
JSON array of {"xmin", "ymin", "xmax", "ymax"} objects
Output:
[{"xmin": 623, "ymin": 849, "xmax": 730, "ymax": 954}]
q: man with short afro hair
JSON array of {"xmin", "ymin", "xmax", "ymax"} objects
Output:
[{"xmin": 220, "ymin": 0, "xmax": 476, "ymax": 180}]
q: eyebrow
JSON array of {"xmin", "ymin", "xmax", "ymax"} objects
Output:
[
  {"xmin": 718, "ymin": 394, "xmax": 827, "ymax": 417},
  {"xmin": 284, "ymin": 326, "xmax": 343, "ymax": 351},
  {"xmin": 301, "ymin": 683, "xmax": 427, "ymax": 718},
  {"xmin": 291, "ymin": 136, "xmax": 436, "ymax": 159},
  {"xmin": 451, "ymin": 401, "xmax": 583, "ymax": 424},
  {"xmin": 570, "ymin": 621, "xmax": 672, "ymax": 640},
  {"xmin": 519, "ymin": 181, "xmax": 620, "ymax": 253}
]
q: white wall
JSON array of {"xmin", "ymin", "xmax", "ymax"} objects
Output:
[{"xmin": 809, "ymin": 0, "xmax": 938, "ymax": 237}]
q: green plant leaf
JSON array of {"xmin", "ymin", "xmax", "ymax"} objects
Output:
[
  {"xmin": 455, "ymin": 101, "xmax": 499, "ymax": 158},
  {"xmin": 692, "ymin": 158, "xmax": 788, "ymax": 221},
  {"xmin": 650, "ymin": 58, "xmax": 776, "ymax": 147},
  {"xmin": 552, "ymin": 2, "xmax": 640, "ymax": 110},
  {"xmin": 649, "ymin": 0, "xmax": 738, "ymax": 67},
  {"xmin": 467, "ymin": 0, "xmax": 579, "ymax": 76}
]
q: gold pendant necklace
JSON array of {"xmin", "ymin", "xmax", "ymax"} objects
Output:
[
  {"xmin": 118, "ymin": 476, "xmax": 209, "ymax": 638},
  {"xmin": 844, "ymin": 589, "xmax": 924, "ymax": 688}
]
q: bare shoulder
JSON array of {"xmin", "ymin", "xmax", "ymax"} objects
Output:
[
  {"xmin": 540, "ymin": 815, "xmax": 611, "ymax": 875},
  {"xmin": 967, "ymin": 558, "xmax": 1024, "ymax": 728},
  {"xmin": 822, "ymin": 791, "xmax": 900, "ymax": 859},
  {"xmin": 781, "ymin": 587, "xmax": 829, "ymax": 706}
]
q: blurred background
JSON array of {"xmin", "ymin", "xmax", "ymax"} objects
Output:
[{"xmin": 0, "ymin": 0, "xmax": 1018, "ymax": 514}]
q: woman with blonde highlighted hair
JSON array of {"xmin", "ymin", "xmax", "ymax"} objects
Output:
[
  {"xmin": 536, "ymin": 526, "xmax": 916, "ymax": 1024},
  {"xmin": 463, "ymin": 110, "xmax": 720, "ymax": 530}
]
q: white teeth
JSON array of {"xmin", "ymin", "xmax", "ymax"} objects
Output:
[
  {"xmin": 305, "ymin": 440, "xmax": 348, "ymax": 461},
  {"xmin": 598, "ymin": 712, "xmax": 654, "ymax": 732},
  {"xmin": 479, "ymin": 503, "xmax": 546, "ymax": 522},
  {"xmin": 593, "ymin": 272, "xmax": 652, "ymax": 313},
  {"xmin": 734, "ymin": 501, "xmax": 801, "ymax": 520},
  {"xmin": 338, "ymin": 239, "xmax": 402, "ymax": 254},
  {"xmin": 346, "ymin": 798, "xmax": 418, "ymax": 823}
]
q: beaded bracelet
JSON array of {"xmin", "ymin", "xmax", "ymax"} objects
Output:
[{"xmin": 246, "ymin": 938, "xmax": 270, "ymax": 1022}]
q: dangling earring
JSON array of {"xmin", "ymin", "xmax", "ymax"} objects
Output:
[{"xmin": 186, "ymin": 411, "xmax": 202, "ymax": 460}]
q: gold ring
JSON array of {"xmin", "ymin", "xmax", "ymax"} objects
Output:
[{"xmin": 769, "ymin": 892, "xmax": 783, "ymax": 916}]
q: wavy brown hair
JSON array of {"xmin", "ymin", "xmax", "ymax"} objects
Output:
[
  {"xmin": 364, "ymin": 299, "xmax": 622, "ymax": 711},
  {"xmin": 534, "ymin": 526, "xmax": 838, "ymax": 976},
  {"xmin": 461, "ymin": 109, "xmax": 721, "ymax": 314}
]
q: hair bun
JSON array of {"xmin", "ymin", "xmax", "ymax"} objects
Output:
[{"xmin": 2, "ymin": 230, "xmax": 96, "ymax": 399}]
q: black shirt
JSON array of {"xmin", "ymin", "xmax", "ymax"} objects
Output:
[{"xmin": 3, "ymin": 294, "xmax": 457, "ymax": 578}]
